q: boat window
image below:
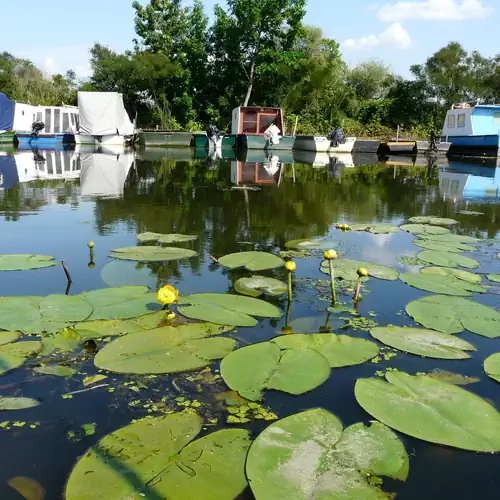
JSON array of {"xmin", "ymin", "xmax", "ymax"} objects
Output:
[
  {"xmin": 44, "ymin": 109, "xmax": 52, "ymax": 132},
  {"xmin": 242, "ymin": 110, "xmax": 258, "ymax": 133},
  {"xmin": 447, "ymin": 115, "xmax": 456, "ymax": 129},
  {"xmin": 457, "ymin": 114, "xmax": 465, "ymax": 128},
  {"xmin": 259, "ymin": 114, "xmax": 277, "ymax": 134},
  {"xmin": 54, "ymin": 109, "xmax": 61, "ymax": 133},
  {"xmin": 36, "ymin": 112, "xmax": 42, "ymax": 122},
  {"xmin": 63, "ymin": 153, "xmax": 71, "ymax": 172},
  {"xmin": 494, "ymin": 112, "xmax": 500, "ymax": 125},
  {"xmin": 55, "ymin": 154, "xmax": 62, "ymax": 175},
  {"xmin": 62, "ymin": 113, "xmax": 70, "ymax": 132}
]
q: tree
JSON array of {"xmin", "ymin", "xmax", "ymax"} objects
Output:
[{"xmin": 347, "ymin": 60, "xmax": 394, "ymax": 100}]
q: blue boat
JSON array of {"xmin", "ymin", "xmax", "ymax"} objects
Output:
[
  {"xmin": 442, "ymin": 104, "xmax": 500, "ymax": 156},
  {"xmin": 16, "ymin": 133, "xmax": 69, "ymax": 147}
]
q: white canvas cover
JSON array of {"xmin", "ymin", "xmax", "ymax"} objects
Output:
[
  {"xmin": 78, "ymin": 92, "xmax": 134, "ymax": 136},
  {"xmin": 13, "ymin": 103, "xmax": 37, "ymax": 132}
]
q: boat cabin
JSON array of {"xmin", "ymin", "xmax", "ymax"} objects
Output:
[
  {"xmin": 32, "ymin": 106, "xmax": 79, "ymax": 135},
  {"xmin": 442, "ymin": 103, "xmax": 500, "ymax": 138},
  {"xmin": 231, "ymin": 107, "xmax": 285, "ymax": 136}
]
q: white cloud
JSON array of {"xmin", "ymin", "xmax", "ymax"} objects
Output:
[
  {"xmin": 342, "ymin": 23, "xmax": 412, "ymax": 51},
  {"xmin": 378, "ymin": 0, "xmax": 493, "ymax": 23}
]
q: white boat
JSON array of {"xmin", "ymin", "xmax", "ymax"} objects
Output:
[
  {"xmin": 293, "ymin": 150, "xmax": 330, "ymax": 167},
  {"xmin": 293, "ymin": 135, "xmax": 356, "ymax": 153},
  {"xmin": 76, "ymin": 92, "xmax": 135, "ymax": 146}
]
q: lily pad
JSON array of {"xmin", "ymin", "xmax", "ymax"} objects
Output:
[
  {"xmin": 0, "ymin": 332, "xmax": 20, "ymax": 346},
  {"xmin": 424, "ymin": 369, "xmax": 480, "ymax": 386},
  {"xmin": 272, "ymin": 334, "xmax": 379, "ymax": 367},
  {"xmin": 350, "ymin": 223, "xmax": 400, "ymax": 234},
  {"xmin": 484, "ymin": 353, "xmax": 500, "ymax": 383},
  {"xmin": 218, "ymin": 251, "xmax": 284, "ymax": 271},
  {"xmin": 0, "ymin": 397, "xmax": 40, "ymax": 410},
  {"xmin": 0, "ymin": 341, "xmax": 42, "ymax": 375},
  {"xmin": 100, "ymin": 261, "xmax": 153, "ymax": 288},
  {"xmin": 42, "ymin": 329, "xmax": 82, "ymax": 354},
  {"xmin": 413, "ymin": 239, "xmax": 477, "ymax": 253},
  {"xmin": 137, "ymin": 232, "xmax": 198, "ymax": 244},
  {"xmin": 419, "ymin": 233, "xmax": 480, "ymax": 244},
  {"xmin": 417, "ymin": 250, "xmax": 480, "ymax": 269},
  {"xmin": 420, "ymin": 267, "xmax": 482, "ymax": 284},
  {"xmin": 355, "ymin": 371, "xmax": 500, "ymax": 452},
  {"xmin": 65, "ymin": 413, "xmax": 251, "ymax": 500},
  {"xmin": 321, "ymin": 258, "xmax": 399, "ymax": 281},
  {"xmin": 408, "ymin": 216, "xmax": 459, "ymax": 226},
  {"xmin": 95, "ymin": 324, "xmax": 236, "ymax": 374},
  {"xmin": 488, "ymin": 274, "xmax": 500, "ymax": 283},
  {"xmin": 458, "ymin": 210, "xmax": 484, "ymax": 215},
  {"xmin": 246, "ymin": 408, "xmax": 408, "ymax": 500},
  {"xmin": 370, "ymin": 326, "xmax": 476, "ymax": 359},
  {"xmin": 406, "ymin": 295, "xmax": 500, "ymax": 337},
  {"xmin": 220, "ymin": 342, "xmax": 330, "ymax": 401},
  {"xmin": 110, "ymin": 246, "xmax": 197, "ymax": 262},
  {"xmin": 285, "ymin": 238, "xmax": 335, "ymax": 250},
  {"xmin": 400, "ymin": 224, "xmax": 450, "ymax": 235},
  {"xmin": 34, "ymin": 365, "xmax": 77, "ymax": 377},
  {"xmin": 234, "ymin": 276, "xmax": 287, "ymax": 297},
  {"xmin": 0, "ymin": 254, "xmax": 56, "ymax": 271},
  {"xmin": 400, "ymin": 271, "xmax": 486, "ymax": 296},
  {"xmin": 178, "ymin": 293, "xmax": 282, "ymax": 327}
]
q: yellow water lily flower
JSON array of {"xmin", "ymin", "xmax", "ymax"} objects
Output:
[
  {"xmin": 285, "ymin": 261, "xmax": 296, "ymax": 272},
  {"xmin": 87, "ymin": 241, "xmax": 95, "ymax": 248},
  {"xmin": 166, "ymin": 312, "xmax": 176, "ymax": 320},
  {"xmin": 157, "ymin": 285, "xmax": 179, "ymax": 305},
  {"xmin": 357, "ymin": 267, "xmax": 369, "ymax": 277},
  {"xmin": 281, "ymin": 326, "xmax": 293, "ymax": 335},
  {"xmin": 324, "ymin": 249, "xmax": 338, "ymax": 260}
]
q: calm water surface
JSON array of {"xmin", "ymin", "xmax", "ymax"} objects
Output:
[{"xmin": 1, "ymin": 147, "xmax": 500, "ymax": 499}]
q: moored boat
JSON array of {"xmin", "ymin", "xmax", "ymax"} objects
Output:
[
  {"xmin": 139, "ymin": 131, "xmax": 194, "ymax": 148},
  {"xmin": 293, "ymin": 134, "xmax": 356, "ymax": 153},
  {"xmin": 193, "ymin": 132, "xmax": 237, "ymax": 149}
]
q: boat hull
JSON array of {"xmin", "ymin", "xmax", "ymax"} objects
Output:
[
  {"xmin": 140, "ymin": 131, "xmax": 193, "ymax": 147},
  {"xmin": 293, "ymin": 136, "xmax": 356, "ymax": 153},
  {"xmin": 237, "ymin": 134, "xmax": 295, "ymax": 151},
  {"xmin": 447, "ymin": 135, "xmax": 500, "ymax": 156},
  {"xmin": 75, "ymin": 134, "xmax": 128, "ymax": 146},
  {"xmin": 193, "ymin": 134, "xmax": 237, "ymax": 149},
  {"xmin": 0, "ymin": 131, "xmax": 16, "ymax": 146},
  {"xmin": 352, "ymin": 139, "xmax": 381, "ymax": 154},
  {"xmin": 16, "ymin": 133, "xmax": 70, "ymax": 147}
]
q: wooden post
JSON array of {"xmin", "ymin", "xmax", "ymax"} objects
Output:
[
  {"xmin": 396, "ymin": 125, "xmax": 400, "ymax": 142},
  {"xmin": 292, "ymin": 116, "xmax": 299, "ymax": 137}
]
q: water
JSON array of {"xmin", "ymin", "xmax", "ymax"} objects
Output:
[{"xmin": 1, "ymin": 147, "xmax": 500, "ymax": 499}]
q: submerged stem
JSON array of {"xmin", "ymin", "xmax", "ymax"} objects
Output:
[
  {"xmin": 287, "ymin": 271, "xmax": 293, "ymax": 302},
  {"xmin": 329, "ymin": 260, "xmax": 337, "ymax": 305}
]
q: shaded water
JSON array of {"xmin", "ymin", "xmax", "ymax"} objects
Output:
[{"xmin": 1, "ymin": 147, "xmax": 500, "ymax": 499}]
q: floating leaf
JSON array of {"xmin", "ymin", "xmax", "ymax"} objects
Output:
[
  {"xmin": 110, "ymin": 246, "xmax": 197, "ymax": 262},
  {"xmin": 34, "ymin": 365, "xmax": 77, "ymax": 377},
  {"xmin": 355, "ymin": 371, "xmax": 500, "ymax": 452},
  {"xmin": 408, "ymin": 216, "xmax": 459, "ymax": 226},
  {"xmin": 8, "ymin": 476, "xmax": 45, "ymax": 500},
  {"xmin": 178, "ymin": 293, "xmax": 281, "ymax": 327},
  {"xmin": 321, "ymin": 258, "xmax": 399, "ymax": 281},
  {"xmin": 100, "ymin": 261, "xmax": 153, "ymax": 288},
  {"xmin": 370, "ymin": 326, "xmax": 476, "ymax": 359},
  {"xmin": 0, "ymin": 341, "xmax": 42, "ymax": 375},
  {"xmin": 0, "ymin": 397, "xmax": 40, "ymax": 410},
  {"xmin": 406, "ymin": 295, "xmax": 500, "ymax": 337},
  {"xmin": 419, "ymin": 233, "xmax": 480, "ymax": 244},
  {"xmin": 95, "ymin": 324, "xmax": 236, "ymax": 374},
  {"xmin": 285, "ymin": 238, "xmax": 334, "ymax": 250},
  {"xmin": 0, "ymin": 254, "xmax": 56, "ymax": 271},
  {"xmin": 42, "ymin": 329, "xmax": 82, "ymax": 354},
  {"xmin": 272, "ymin": 334, "xmax": 379, "ymax": 367},
  {"xmin": 246, "ymin": 408, "xmax": 408, "ymax": 500},
  {"xmin": 234, "ymin": 276, "xmax": 287, "ymax": 297},
  {"xmin": 0, "ymin": 331, "xmax": 20, "ymax": 346},
  {"xmin": 488, "ymin": 274, "xmax": 500, "ymax": 283},
  {"xmin": 83, "ymin": 375, "xmax": 108, "ymax": 387},
  {"xmin": 137, "ymin": 232, "xmax": 198, "ymax": 244},
  {"xmin": 218, "ymin": 251, "xmax": 284, "ymax": 271},
  {"xmin": 400, "ymin": 271, "xmax": 486, "ymax": 296},
  {"xmin": 400, "ymin": 224, "xmax": 450, "ymax": 235},
  {"xmin": 416, "ymin": 250, "xmax": 480, "ymax": 269},
  {"xmin": 420, "ymin": 267, "xmax": 482, "ymax": 284},
  {"xmin": 424, "ymin": 369, "xmax": 480, "ymax": 386},
  {"xmin": 413, "ymin": 239, "xmax": 477, "ymax": 253},
  {"xmin": 220, "ymin": 342, "xmax": 330, "ymax": 401},
  {"xmin": 65, "ymin": 413, "xmax": 250, "ymax": 500},
  {"xmin": 458, "ymin": 210, "xmax": 484, "ymax": 215},
  {"xmin": 485, "ymin": 353, "xmax": 500, "ymax": 383},
  {"xmin": 350, "ymin": 223, "xmax": 400, "ymax": 234}
]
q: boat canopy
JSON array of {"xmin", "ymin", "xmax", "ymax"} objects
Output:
[
  {"xmin": 0, "ymin": 93, "xmax": 15, "ymax": 131},
  {"xmin": 78, "ymin": 92, "xmax": 134, "ymax": 136}
]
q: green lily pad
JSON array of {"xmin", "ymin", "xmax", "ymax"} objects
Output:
[
  {"xmin": 218, "ymin": 251, "xmax": 284, "ymax": 271},
  {"xmin": 400, "ymin": 224, "xmax": 450, "ymax": 235},
  {"xmin": 220, "ymin": 342, "xmax": 330, "ymax": 401},
  {"xmin": 400, "ymin": 272, "xmax": 486, "ymax": 296},
  {"xmin": 137, "ymin": 232, "xmax": 198, "ymax": 244},
  {"xmin": 406, "ymin": 295, "xmax": 500, "ymax": 337},
  {"xmin": 285, "ymin": 238, "xmax": 334, "ymax": 250},
  {"xmin": 420, "ymin": 267, "xmax": 482, "ymax": 284},
  {"xmin": 488, "ymin": 274, "xmax": 500, "ymax": 283},
  {"xmin": 110, "ymin": 246, "xmax": 197, "ymax": 262},
  {"xmin": 81, "ymin": 286, "xmax": 160, "ymax": 321},
  {"xmin": 321, "ymin": 258, "xmax": 399, "ymax": 281},
  {"xmin": 272, "ymin": 334, "xmax": 379, "ymax": 367},
  {"xmin": 246, "ymin": 408, "xmax": 408, "ymax": 500},
  {"xmin": 34, "ymin": 365, "xmax": 77, "ymax": 377},
  {"xmin": 413, "ymin": 239, "xmax": 477, "ymax": 253},
  {"xmin": 65, "ymin": 413, "xmax": 251, "ymax": 500},
  {"xmin": 95, "ymin": 324, "xmax": 236, "ymax": 374},
  {"xmin": 355, "ymin": 371, "xmax": 500, "ymax": 452},
  {"xmin": 0, "ymin": 397, "xmax": 40, "ymax": 410},
  {"xmin": 350, "ymin": 223, "xmax": 400, "ymax": 234},
  {"xmin": 234, "ymin": 276, "xmax": 287, "ymax": 297},
  {"xmin": 178, "ymin": 293, "xmax": 282, "ymax": 327},
  {"xmin": 484, "ymin": 353, "xmax": 500, "ymax": 383},
  {"xmin": 370, "ymin": 326, "xmax": 476, "ymax": 359},
  {"xmin": 416, "ymin": 250, "xmax": 480, "ymax": 269},
  {"xmin": 0, "ymin": 341, "xmax": 42, "ymax": 375},
  {"xmin": 0, "ymin": 254, "xmax": 56, "ymax": 271},
  {"xmin": 0, "ymin": 332, "xmax": 20, "ymax": 346},
  {"xmin": 100, "ymin": 261, "xmax": 153, "ymax": 288},
  {"xmin": 42, "ymin": 329, "xmax": 82, "ymax": 354},
  {"xmin": 419, "ymin": 233, "xmax": 480, "ymax": 244},
  {"xmin": 408, "ymin": 216, "xmax": 459, "ymax": 226},
  {"xmin": 424, "ymin": 369, "xmax": 480, "ymax": 386}
]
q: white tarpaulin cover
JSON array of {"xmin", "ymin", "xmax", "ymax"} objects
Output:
[{"xmin": 78, "ymin": 92, "xmax": 134, "ymax": 136}]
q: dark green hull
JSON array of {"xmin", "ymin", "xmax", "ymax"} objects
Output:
[
  {"xmin": 237, "ymin": 149, "xmax": 295, "ymax": 163},
  {"xmin": 193, "ymin": 148, "xmax": 237, "ymax": 161},
  {"xmin": 139, "ymin": 131, "xmax": 194, "ymax": 147},
  {"xmin": 193, "ymin": 134, "xmax": 237, "ymax": 149},
  {"xmin": 0, "ymin": 132, "xmax": 16, "ymax": 146},
  {"xmin": 237, "ymin": 134, "xmax": 295, "ymax": 150}
]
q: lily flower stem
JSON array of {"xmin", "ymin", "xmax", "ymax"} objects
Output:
[
  {"xmin": 287, "ymin": 271, "xmax": 293, "ymax": 302},
  {"xmin": 353, "ymin": 279, "xmax": 362, "ymax": 303},
  {"xmin": 329, "ymin": 260, "xmax": 337, "ymax": 305},
  {"xmin": 285, "ymin": 299, "xmax": 292, "ymax": 325},
  {"xmin": 89, "ymin": 248, "xmax": 94, "ymax": 262}
]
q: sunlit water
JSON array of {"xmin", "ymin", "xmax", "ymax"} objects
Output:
[{"xmin": 1, "ymin": 146, "xmax": 500, "ymax": 499}]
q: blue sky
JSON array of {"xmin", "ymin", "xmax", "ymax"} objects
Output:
[{"xmin": 2, "ymin": 0, "xmax": 497, "ymax": 78}]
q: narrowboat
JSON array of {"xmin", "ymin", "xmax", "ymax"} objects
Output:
[
  {"xmin": 293, "ymin": 135, "xmax": 356, "ymax": 153},
  {"xmin": 139, "ymin": 131, "xmax": 194, "ymax": 148},
  {"xmin": 192, "ymin": 132, "xmax": 237, "ymax": 150},
  {"xmin": 442, "ymin": 103, "xmax": 500, "ymax": 156}
]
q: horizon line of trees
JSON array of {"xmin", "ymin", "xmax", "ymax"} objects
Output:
[{"xmin": 3, "ymin": 0, "xmax": 500, "ymax": 139}]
